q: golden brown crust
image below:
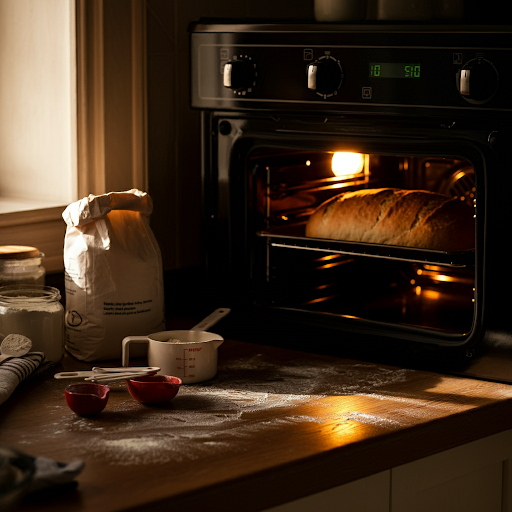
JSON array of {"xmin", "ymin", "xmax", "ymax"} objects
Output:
[{"xmin": 305, "ymin": 188, "xmax": 475, "ymax": 251}]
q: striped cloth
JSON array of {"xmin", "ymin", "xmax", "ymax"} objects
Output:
[{"xmin": 0, "ymin": 352, "xmax": 45, "ymax": 405}]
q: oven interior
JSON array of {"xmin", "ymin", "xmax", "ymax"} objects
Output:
[{"xmin": 244, "ymin": 146, "xmax": 477, "ymax": 344}]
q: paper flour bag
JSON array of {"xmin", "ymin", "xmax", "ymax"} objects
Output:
[{"xmin": 62, "ymin": 189, "xmax": 165, "ymax": 361}]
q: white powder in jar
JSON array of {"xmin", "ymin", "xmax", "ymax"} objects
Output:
[{"xmin": 0, "ymin": 299, "xmax": 64, "ymax": 363}]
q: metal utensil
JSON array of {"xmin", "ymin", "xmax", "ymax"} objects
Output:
[
  {"xmin": 54, "ymin": 366, "xmax": 160, "ymax": 383},
  {"xmin": 92, "ymin": 366, "xmax": 161, "ymax": 374},
  {"xmin": 85, "ymin": 372, "xmax": 158, "ymax": 384}
]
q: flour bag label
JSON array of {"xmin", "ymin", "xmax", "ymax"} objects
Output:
[{"xmin": 62, "ymin": 189, "xmax": 165, "ymax": 361}]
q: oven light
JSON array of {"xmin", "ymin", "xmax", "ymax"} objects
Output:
[
  {"xmin": 306, "ymin": 160, "xmax": 311, "ymax": 166},
  {"xmin": 331, "ymin": 152, "xmax": 365, "ymax": 177}
]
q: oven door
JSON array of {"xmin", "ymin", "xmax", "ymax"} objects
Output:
[{"xmin": 203, "ymin": 111, "xmax": 511, "ymax": 378}]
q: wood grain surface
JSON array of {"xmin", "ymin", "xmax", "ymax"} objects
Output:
[{"xmin": 2, "ymin": 337, "xmax": 512, "ymax": 512}]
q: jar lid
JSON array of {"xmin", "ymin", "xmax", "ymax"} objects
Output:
[{"xmin": 0, "ymin": 245, "xmax": 41, "ymax": 260}]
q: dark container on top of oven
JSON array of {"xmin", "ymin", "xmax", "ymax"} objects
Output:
[{"xmin": 189, "ymin": 21, "xmax": 512, "ymax": 383}]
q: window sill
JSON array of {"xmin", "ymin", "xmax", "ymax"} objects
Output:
[
  {"xmin": 0, "ymin": 198, "xmax": 68, "ymax": 215},
  {"xmin": 0, "ymin": 205, "xmax": 66, "ymax": 227}
]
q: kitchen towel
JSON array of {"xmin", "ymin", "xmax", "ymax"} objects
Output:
[
  {"xmin": 0, "ymin": 444, "xmax": 85, "ymax": 505},
  {"xmin": 0, "ymin": 352, "xmax": 45, "ymax": 405},
  {"xmin": 29, "ymin": 455, "xmax": 85, "ymax": 493}
]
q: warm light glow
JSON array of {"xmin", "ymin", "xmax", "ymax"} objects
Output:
[
  {"xmin": 0, "ymin": 0, "xmax": 77, "ymax": 213},
  {"xmin": 423, "ymin": 290, "xmax": 441, "ymax": 300},
  {"xmin": 432, "ymin": 274, "xmax": 455, "ymax": 283},
  {"xmin": 331, "ymin": 152, "xmax": 365, "ymax": 177},
  {"xmin": 306, "ymin": 160, "xmax": 311, "ymax": 166},
  {"xmin": 416, "ymin": 286, "xmax": 443, "ymax": 299},
  {"xmin": 319, "ymin": 262, "xmax": 343, "ymax": 270},
  {"xmin": 317, "ymin": 254, "xmax": 340, "ymax": 262},
  {"xmin": 418, "ymin": 269, "xmax": 457, "ymax": 283},
  {"xmin": 454, "ymin": 170, "xmax": 468, "ymax": 181}
]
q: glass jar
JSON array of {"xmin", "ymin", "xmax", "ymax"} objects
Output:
[
  {"xmin": 0, "ymin": 285, "xmax": 64, "ymax": 363},
  {"xmin": 0, "ymin": 246, "xmax": 46, "ymax": 286}
]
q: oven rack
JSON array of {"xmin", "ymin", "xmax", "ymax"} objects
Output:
[{"xmin": 257, "ymin": 224, "xmax": 475, "ymax": 268}]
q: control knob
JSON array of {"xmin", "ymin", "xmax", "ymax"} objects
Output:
[
  {"xmin": 456, "ymin": 58, "xmax": 499, "ymax": 104},
  {"xmin": 223, "ymin": 57, "xmax": 257, "ymax": 95},
  {"xmin": 308, "ymin": 55, "xmax": 344, "ymax": 98}
]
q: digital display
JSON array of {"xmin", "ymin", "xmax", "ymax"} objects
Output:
[{"xmin": 370, "ymin": 63, "xmax": 421, "ymax": 79}]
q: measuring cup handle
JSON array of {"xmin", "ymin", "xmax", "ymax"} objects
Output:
[
  {"xmin": 122, "ymin": 336, "xmax": 149, "ymax": 367},
  {"xmin": 191, "ymin": 308, "xmax": 231, "ymax": 331}
]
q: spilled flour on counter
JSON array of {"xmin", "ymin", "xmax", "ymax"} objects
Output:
[
  {"xmin": 344, "ymin": 412, "xmax": 403, "ymax": 429},
  {"xmin": 34, "ymin": 355, "xmax": 419, "ymax": 465}
]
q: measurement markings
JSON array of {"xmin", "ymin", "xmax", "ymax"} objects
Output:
[{"xmin": 176, "ymin": 347, "xmax": 202, "ymax": 378}]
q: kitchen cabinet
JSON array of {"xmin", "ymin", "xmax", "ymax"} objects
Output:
[
  {"xmin": 264, "ymin": 471, "xmax": 390, "ymax": 512},
  {"xmin": 392, "ymin": 430, "xmax": 512, "ymax": 512},
  {"xmin": 267, "ymin": 430, "xmax": 512, "ymax": 512}
]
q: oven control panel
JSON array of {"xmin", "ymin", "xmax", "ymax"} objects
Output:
[
  {"xmin": 190, "ymin": 24, "xmax": 512, "ymax": 117},
  {"xmin": 222, "ymin": 56, "xmax": 258, "ymax": 95},
  {"xmin": 307, "ymin": 55, "xmax": 344, "ymax": 97},
  {"xmin": 456, "ymin": 58, "xmax": 499, "ymax": 104}
]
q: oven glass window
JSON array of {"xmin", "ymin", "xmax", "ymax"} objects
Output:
[{"xmin": 248, "ymin": 149, "xmax": 476, "ymax": 337}]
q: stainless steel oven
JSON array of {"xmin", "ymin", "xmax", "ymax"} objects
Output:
[{"xmin": 190, "ymin": 21, "xmax": 512, "ymax": 382}]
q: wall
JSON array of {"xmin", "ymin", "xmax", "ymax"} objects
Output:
[
  {"xmin": 146, "ymin": 0, "xmax": 314, "ymax": 270},
  {"xmin": 0, "ymin": 0, "xmax": 76, "ymax": 213}
]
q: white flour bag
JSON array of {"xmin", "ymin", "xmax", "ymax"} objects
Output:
[{"xmin": 62, "ymin": 189, "xmax": 165, "ymax": 361}]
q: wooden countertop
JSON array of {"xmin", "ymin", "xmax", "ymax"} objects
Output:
[{"xmin": 2, "ymin": 337, "xmax": 512, "ymax": 512}]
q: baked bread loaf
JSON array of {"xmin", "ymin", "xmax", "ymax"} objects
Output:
[{"xmin": 305, "ymin": 188, "xmax": 475, "ymax": 251}]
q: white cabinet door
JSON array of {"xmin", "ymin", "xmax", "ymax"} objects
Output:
[
  {"xmin": 264, "ymin": 430, "xmax": 512, "ymax": 512},
  {"xmin": 391, "ymin": 430, "xmax": 512, "ymax": 512},
  {"xmin": 263, "ymin": 470, "xmax": 390, "ymax": 512}
]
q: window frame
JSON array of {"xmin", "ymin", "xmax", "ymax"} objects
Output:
[{"xmin": 0, "ymin": 0, "xmax": 147, "ymax": 273}]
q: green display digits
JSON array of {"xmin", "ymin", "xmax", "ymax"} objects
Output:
[{"xmin": 370, "ymin": 63, "xmax": 421, "ymax": 79}]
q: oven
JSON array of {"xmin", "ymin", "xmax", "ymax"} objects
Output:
[{"xmin": 190, "ymin": 21, "xmax": 512, "ymax": 382}]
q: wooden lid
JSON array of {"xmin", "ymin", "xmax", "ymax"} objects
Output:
[{"xmin": 0, "ymin": 245, "xmax": 41, "ymax": 260}]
